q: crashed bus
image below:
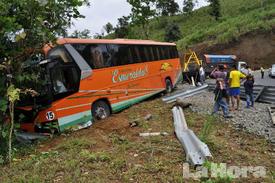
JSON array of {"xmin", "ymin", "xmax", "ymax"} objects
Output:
[{"xmin": 17, "ymin": 38, "xmax": 182, "ymax": 133}]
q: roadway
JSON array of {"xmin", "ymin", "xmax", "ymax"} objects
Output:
[{"xmin": 253, "ymin": 70, "xmax": 275, "ymax": 86}]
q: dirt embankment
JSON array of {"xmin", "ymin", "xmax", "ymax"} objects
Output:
[{"xmin": 189, "ymin": 30, "xmax": 275, "ymax": 69}]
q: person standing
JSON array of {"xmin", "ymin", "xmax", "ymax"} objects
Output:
[
  {"xmin": 229, "ymin": 65, "xmax": 246, "ymax": 110},
  {"xmin": 244, "ymin": 75, "xmax": 255, "ymax": 108},
  {"xmin": 260, "ymin": 67, "xmax": 265, "ymax": 79},
  {"xmin": 211, "ymin": 65, "xmax": 232, "ymax": 118},
  {"xmin": 199, "ymin": 65, "xmax": 205, "ymax": 84},
  {"xmin": 212, "ymin": 78, "xmax": 232, "ymax": 118}
]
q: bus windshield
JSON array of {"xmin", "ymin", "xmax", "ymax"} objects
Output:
[{"xmin": 17, "ymin": 64, "xmax": 52, "ymax": 107}]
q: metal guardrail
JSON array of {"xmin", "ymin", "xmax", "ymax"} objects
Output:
[
  {"xmin": 207, "ymin": 83, "xmax": 275, "ymax": 104},
  {"xmin": 162, "ymin": 84, "xmax": 208, "ymax": 103},
  {"xmin": 172, "ymin": 106, "xmax": 212, "ymax": 166}
]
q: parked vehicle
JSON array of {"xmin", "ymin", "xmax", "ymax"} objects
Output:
[
  {"xmin": 16, "ymin": 38, "xmax": 182, "ymax": 133},
  {"xmin": 203, "ymin": 54, "xmax": 247, "ymax": 76},
  {"xmin": 269, "ymin": 64, "xmax": 275, "ymax": 78}
]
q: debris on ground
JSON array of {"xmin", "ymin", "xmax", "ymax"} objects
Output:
[
  {"xmin": 174, "ymin": 98, "xmax": 192, "ymax": 109},
  {"xmin": 139, "ymin": 132, "xmax": 169, "ymax": 137},
  {"xmin": 129, "ymin": 119, "xmax": 140, "ymax": 127},
  {"xmin": 74, "ymin": 120, "xmax": 93, "ymax": 131},
  {"xmin": 15, "ymin": 131, "xmax": 51, "ymax": 144},
  {"xmin": 144, "ymin": 114, "xmax": 152, "ymax": 121},
  {"xmin": 172, "ymin": 106, "xmax": 212, "ymax": 166}
]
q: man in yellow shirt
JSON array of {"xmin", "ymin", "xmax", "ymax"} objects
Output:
[{"xmin": 229, "ymin": 65, "xmax": 246, "ymax": 110}]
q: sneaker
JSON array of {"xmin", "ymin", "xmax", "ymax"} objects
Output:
[{"xmin": 224, "ymin": 115, "xmax": 233, "ymax": 118}]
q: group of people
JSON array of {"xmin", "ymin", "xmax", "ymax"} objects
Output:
[{"xmin": 210, "ymin": 64, "xmax": 254, "ymax": 118}]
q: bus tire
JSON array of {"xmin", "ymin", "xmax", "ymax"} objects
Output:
[
  {"xmin": 165, "ymin": 78, "xmax": 173, "ymax": 93},
  {"xmin": 92, "ymin": 101, "xmax": 111, "ymax": 121}
]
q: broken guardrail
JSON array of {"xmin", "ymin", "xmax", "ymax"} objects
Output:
[
  {"xmin": 172, "ymin": 106, "xmax": 212, "ymax": 166},
  {"xmin": 163, "ymin": 84, "xmax": 208, "ymax": 103}
]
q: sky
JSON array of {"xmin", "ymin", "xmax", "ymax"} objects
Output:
[{"xmin": 69, "ymin": 0, "xmax": 209, "ymax": 35}]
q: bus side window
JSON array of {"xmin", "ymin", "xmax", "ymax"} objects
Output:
[
  {"xmin": 173, "ymin": 46, "xmax": 179, "ymax": 58},
  {"xmin": 164, "ymin": 46, "xmax": 171, "ymax": 59},
  {"xmin": 89, "ymin": 44, "xmax": 111, "ymax": 69},
  {"xmin": 158, "ymin": 46, "xmax": 165, "ymax": 60},
  {"xmin": 117, "ymin": 45, "xmax": 129, "ymax": 65},
  {"xmin": 130, "ymin": 45, "xmax": 141, "ymax": 63},
  {"xmin": 147, "ymin": 46, "xmax": 154, "ymax": 61},
  {"xmin": 152, "ymin": 46, "xmax": 159, "ymax": 61},
  {"xmin": 107, "ymin": 44, "xmax": 119, "ymax": 67},
  {"xmin": 138, "ymin": 45, "xmax": 148, "ymax": 62}
]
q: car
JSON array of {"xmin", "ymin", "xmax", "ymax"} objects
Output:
[{"xmin": 269, "ymin": 64, "xmax": 275, "ymax": 78}]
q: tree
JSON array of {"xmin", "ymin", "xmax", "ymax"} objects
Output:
[
  {"xmin": 164, "ymin": 22, "xmax": 181, "ymax": 42},
  {"xmin": 0, "ymin": 0, "xmax": 89, "ymax": 164},
  {"xmin": 208, "ymin": 0, "xmax": 221, "ymax": 20},
  {"xmin": 70, "ymin": 29, "xmax": 91, "ymax": 38},
  {"xmin": 156, "ymin": 0, "xmax": 179, "ymax": 16},
  {"xmin": 103, "ymin": 22, "xmax": 114, "ymax": 34},
  {"xmin": 114, "ymin": 16, "xmax": 130, "ymax": 38},
  {"xmin": 182, "ymin": 0, "xmax": 195, "ymax": 14},
  {"xmin": 127, "ymin": 0, "xmax": 156, "ymax": 39}
]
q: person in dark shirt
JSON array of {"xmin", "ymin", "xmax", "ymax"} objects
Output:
[
  {"xmin": 244, "ymin": 75, "xmax": 255, "ymax": 108},
  {"xmin": 211, "ymin": 65, "xmax": 232, "ymax": 118}
]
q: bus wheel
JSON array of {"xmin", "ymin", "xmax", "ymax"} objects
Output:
[
  {"xmin": 165, "ymin": 79, "xmax": 173, "ymax": 93},
  {"xmin": 92, "ymin": 101, "xmax": 111, "ymax": 120}
]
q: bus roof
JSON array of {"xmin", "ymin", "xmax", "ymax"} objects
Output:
[{"xmin": 57, "ymin": 38, "xmax": 176, "ymax": 46}]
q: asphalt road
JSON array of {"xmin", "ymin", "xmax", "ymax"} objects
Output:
[
  {"xmin": 253, "ymin": 70, "xmax": 275, "ymax": 86},
  {"xmin": 205, "ymin": 70, "xmax": 275, "ymax": 87}
]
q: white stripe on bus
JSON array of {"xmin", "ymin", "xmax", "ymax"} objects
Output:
[
  {"xmin": 79, "ymin": 88, "xmax": 164, "ymax": 93},
  {"xmin": 56, "ymin": 89, "xmax": 164, "ymax": 112}
]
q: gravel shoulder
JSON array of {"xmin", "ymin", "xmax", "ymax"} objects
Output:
[{"xmin": 177, "ymin": 85, "xmax": 274, "ymax": 142}]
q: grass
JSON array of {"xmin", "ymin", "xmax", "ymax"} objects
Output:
[
  {"xmin": 111, "ymin": 0, "xmax": 275, "ymax": 50},
  {"xmin": 0, "ymin": 98, "xmax": 274, "ymax": 182}
]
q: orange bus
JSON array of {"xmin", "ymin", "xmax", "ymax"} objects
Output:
[{"xmin": 17, "ymin": 38, "xmax": 182, "ymax": 133}]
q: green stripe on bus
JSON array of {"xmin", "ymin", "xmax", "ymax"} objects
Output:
[
  {"xmin": 111, "ymin": 90, "xmax": 164, "ymax": 112},
  {"xmin": 58, "ymin": 110, "xmax": 92, "ymax": 132},
  {"xmin": 58, "ymin": 90, "xmax": 163, "ymax": 131}
]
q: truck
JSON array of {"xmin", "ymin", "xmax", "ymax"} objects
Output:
[{"xmin": 203, "ymin": 54, "xmax": 247, "ymax": 76}]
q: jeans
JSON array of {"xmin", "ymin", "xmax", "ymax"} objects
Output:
[
  {"xmin": 213, "ymin": 97, "xmax": 229, "ymax": 117},
  {"xmin": 246, "ymin": 93, "xmax": 254, "ymax": 107}
]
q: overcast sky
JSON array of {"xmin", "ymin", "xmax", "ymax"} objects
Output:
[{"xmin": 69, "ymin": 0, "xmax": 209, "ymax": 35}]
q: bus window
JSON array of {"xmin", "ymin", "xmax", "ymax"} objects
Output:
[
  {"xmin": 158, "ymin": 46, "xmax": 165, "ymax": 60},
  {"xmin": 50, "ymin": 63, "xmax": 80, "ymax": 100},
  {"xmin": 138, "ymin": 45, "xmax": 148, "ymax": 62},
  {"xmin": 117, "ymin": 45, "xmax": 131, "ymax": 65},
  {"xmin": 163, "ymin": 46, "xmax": 171, "ymax": 59},
  {"xmin": 48, "ymin": 46, "xmax": 73, "ymax": 63},
  {"xmin": 107, "ymin": 44, "xmax": 119, "ymax": 66},
  {"xmin": 152, "ymin": 46, "xmax": 159, "ymax": 61},
  {"xmin": 147, "ymin": 46, "xmax": 155, "ymax": 61},
  {"xmin": 172, "ymin": 46, "xmax": 179, "ymax": 58},
  {"xmin": 130, "ymin": 45, "xmax": 141, "ymax": 63},
  {"xmin": 73, "ymin": 44, "xmax": 111, "ymax": 69},
  {"xmin": 90, "ymin": 44, "xmax": 106, "ymax": 69}
]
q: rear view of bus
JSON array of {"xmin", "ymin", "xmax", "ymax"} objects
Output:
[{"xmin": 18, "ymin": 38, "xmax": 182, "ymax": 133}]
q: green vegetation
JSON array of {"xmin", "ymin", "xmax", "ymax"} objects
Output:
[
  {"xmin": 0, "ymin": 99, "xmax": 273, "ymax": 182},
  {"xmin": 112, "ymin": 0, "xmax": 275, "ymax": 50},
  {"xmin": 0, "ymin": 0, "xmax": 89, "ymax": 164}
]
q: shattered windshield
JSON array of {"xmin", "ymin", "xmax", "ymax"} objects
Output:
[{"xmin": 16, "ymin": 58, "xmax": 52, "ymax": 107}]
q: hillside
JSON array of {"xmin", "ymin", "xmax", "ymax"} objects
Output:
[{"xmin": 118, "ymin": 0, "xmax": 275, "ymax": 67}]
